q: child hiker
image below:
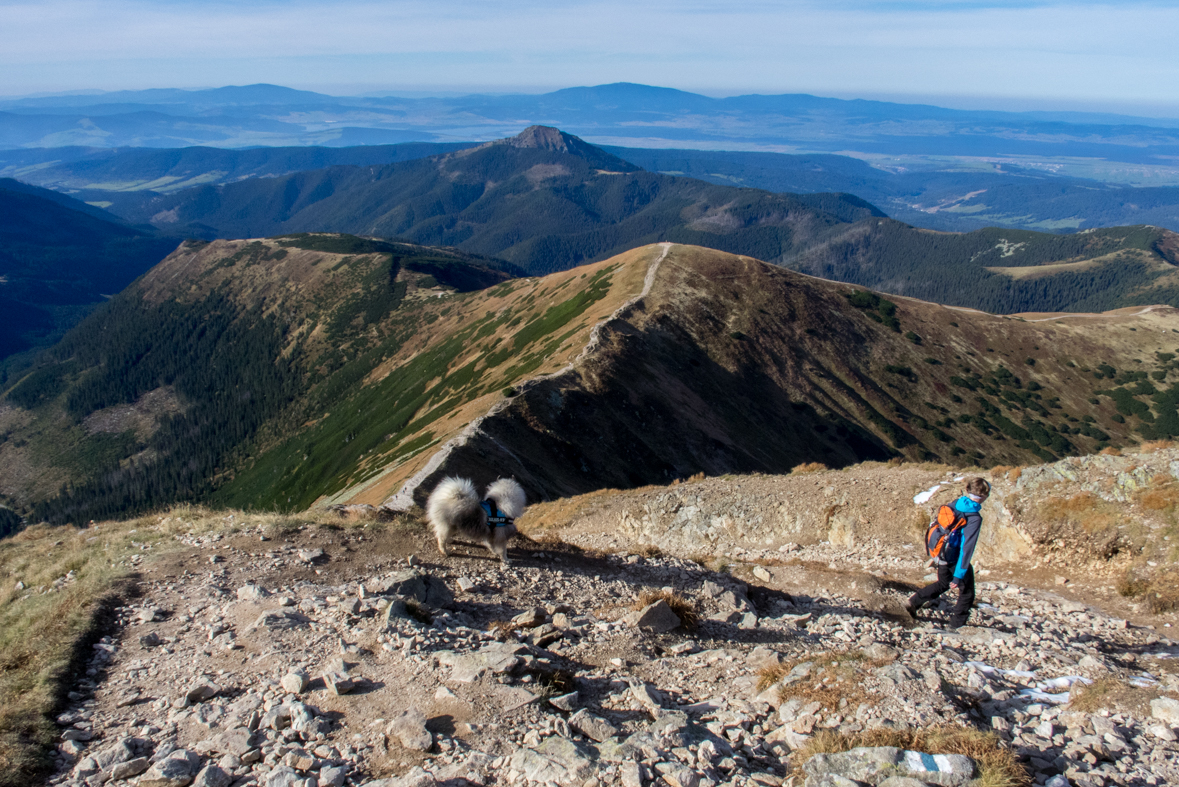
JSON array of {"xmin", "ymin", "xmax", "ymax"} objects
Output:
[{"xmin": 906, "ymin": 477, "xmax": 991, "ymax": 629}]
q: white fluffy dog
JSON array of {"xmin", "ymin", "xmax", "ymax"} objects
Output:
[{"xmin": 426, "ymin": 477, "xmax": 526, "ymax": 562}]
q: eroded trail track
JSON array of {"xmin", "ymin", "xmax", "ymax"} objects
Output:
[{"xmin": 47, "ymin": 453, "xmax": 1179, "ymax": 787}]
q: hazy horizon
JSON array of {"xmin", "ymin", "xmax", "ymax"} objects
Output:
[
  {"xmin": 3, "ymin": 81, "xmax": 1178, "ymax": 124},
  {"xmin": 4, "ymin": 1, "xmax": 1177, "ymax": 119}
]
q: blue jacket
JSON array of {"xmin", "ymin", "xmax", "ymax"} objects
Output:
[{"xmin": 942, "ymin": 496, "xmax": 982, "ymax": 580}]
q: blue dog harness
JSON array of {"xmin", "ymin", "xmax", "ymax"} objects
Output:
[{"xmin": 481, "ymin": 499, "xmax": 514, "ymax": 528}]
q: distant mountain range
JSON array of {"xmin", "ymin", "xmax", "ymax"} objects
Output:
[
  {"xmin": 4, "ymin": 82, "xmax": 1179, "ymax": 168},
  {"xmin": 4, "ymin": 236, "xmax": 1175, "ymax": 524},
  {"xmin": 3, "ymin": 126, "xmax": 1178, "ymax": 381},
  {"xmin": 29, "ymin": 126, "xmax": 1174, "ymax": 316},
  {"xmin": 5, "ymin": 135, "xmax": 1179, "ymax": 237}
]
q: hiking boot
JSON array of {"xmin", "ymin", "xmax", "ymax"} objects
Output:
[{"xmin": 904, "ymin": 600, "xmax": 921, "ymax": 619}]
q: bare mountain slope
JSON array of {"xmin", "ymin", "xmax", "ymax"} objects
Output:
[
  {"xmin": 330, "ymin": 244, "xmax": 1179, "ymax": 510},
  {"xmin": 5, "ymin": 240, "xmax": 1179, "ymax": 524}
]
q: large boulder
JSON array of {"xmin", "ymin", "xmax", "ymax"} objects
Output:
[{"xmin": 508, "ymin": 736, "xmax": 598, "ymax": 786}]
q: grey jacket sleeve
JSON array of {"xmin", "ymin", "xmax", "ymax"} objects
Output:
[{"xmin": 953, "ymin": 511, "xmax": 982, "ymax": 580}]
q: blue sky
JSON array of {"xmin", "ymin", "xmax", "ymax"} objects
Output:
[{"xmin": 4, "ymin": 0, "xmax": 1178, "ymax": 114}]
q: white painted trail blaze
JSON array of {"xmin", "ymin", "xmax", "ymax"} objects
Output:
[{"xmin": 903, "ymin": 751, "xmax": 967, "ymax": 774}]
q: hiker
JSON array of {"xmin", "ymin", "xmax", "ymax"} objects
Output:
[{"xmin": 906, "ymin": 477, "xmax": 991, "ymax": 629}]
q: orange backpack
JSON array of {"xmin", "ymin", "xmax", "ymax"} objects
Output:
[{"xmin": 925, "ymin": 504, "xmax": 966, "ymax": 559}]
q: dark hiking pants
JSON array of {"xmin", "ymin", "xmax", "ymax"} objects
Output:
[{"xmin": 910, "ymin": 561, "xmax": 975, "ymax": 627}]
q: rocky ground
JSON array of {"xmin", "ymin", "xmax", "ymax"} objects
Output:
[{"xmin": 45, "ymin": 491, "xmax": 1179, "ymax": 787}]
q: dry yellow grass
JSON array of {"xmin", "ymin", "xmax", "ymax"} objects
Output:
[
  {"xmin": 633, "ymin": 543, "xmax": 663, "ymax": 559},
  {"xmin": 987, "ymin": 465, "xmax": 1024, "ymax": 483},
  {"xmin": 1116, "ymin": 569, "xmax": 1179, "ymax": 613},
  {"xmin": 1036, "ymin": 492, "xmax": 1120, "ymax": 534},
  {"xmin": 756, "ymin": 650, "xmax": 887, "ymax": 711},
  {"xmin": 1067, "ymin": 676, "xmax": 1170, "ymax": 716},
  {"xmin": 632, "ymin": 589, "xmax": 699, "ymax": 630},
  {"xmin": 1140, "ymin": 475, "xmax": 1179, "ymax": 513},
  {"xmin": 794, "ymin": 725, "xmax": 1029, "ymax": 787},
  {"xmin": 790, "ymin": 462, "xmax": 829, "ymax": 475}
]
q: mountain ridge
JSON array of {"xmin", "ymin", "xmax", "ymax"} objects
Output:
[
  {"xmin": 5, "ymin": 236, "xmax": 1179, "ymax": 527},
  {"xmin": 57, "ymin": 126, "xmax": 1179, "ymax": 316}
]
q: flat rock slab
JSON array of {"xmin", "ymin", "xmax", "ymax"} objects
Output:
[
  {"xmin": 1153, "ymin": 696, "xmax": 1179, "ymax": 725},
  {"xmin": 570, "ymin": 709, "xmax": 619, "ymax": 742},
  {"xmin": 387, "ymin": 709, "xmax": 433, "ymax": 752},
  {"xmin": 509, "ymin": 736, "xmax": 598, "ymax": 786},
  {"xmin": 803, "ymin": 747, "xmax": 976, "ymax": 787},
  {"xmin": 438, "ymin": 642, "xmax": 527, "ymax": 683},
  {"xmin": 365, "ymin": 570, "xmax": 453, "ymax": 608},
  {"xmin": 211, "ymin": 727, "xmax": 255, "ymax": 756},
  {"xmin": 243, "ymin": 609, "xmax": 310, "ymax": 635},
  {"xmin": 496, "ymin": 686, "xmax": 539, "ymax": 712}
]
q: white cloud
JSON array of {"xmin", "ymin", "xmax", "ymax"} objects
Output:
[{"xmin": 2, "ymin": 0, "xmax": 1177, "ymax": 108}]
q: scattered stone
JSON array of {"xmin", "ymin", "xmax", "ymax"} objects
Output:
[
  {"xmin": 1152, "ymin": 696, "xmax": 1179, "ymax": 725},
  {"xmin": 139, "ymin": 749, "xmax": 202, "ymax": 787},
  {"xmin": 236, "ymin": 583, "xmax": 269, "ymax": 602},
  {"xmin": 387, "ymin": 709, "xmax": 433, "ymax": 752},
  {"xmin": 550, "ymin": 691, "xmax": 579, "ymax": 711},
  {"xmin": 570, "ymin": 708, "xmax": 619, "ymax": 742},
  {"xmin": 322, "ymin": 671, "xmax": 355, "ymax": 695},
  {"xmin": 281, "ymin": 669, "xmax": 309, "ymax": 694},
  {"xmin": 185, "ymin": 679, "xmax": 219, "ymax": 703},
  {"xmin": 109, "ymin": 757, "xmax": 150, "ymax": 780},
  {"xmin": 191, "ymin": 764, "xmax": 232, "ymax": 787},
  {"xmin": 512, "ymin": 607, "xmax": 546, "ymax": 628},
  {"xmin": 634, "ymin": 599, "xmax": 681, "ymax": 633}
]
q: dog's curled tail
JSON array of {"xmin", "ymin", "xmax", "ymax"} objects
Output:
[
  {"xmin": 485, "ymin": 478, "xmax": 526, "ymax": 519},
  {"xmin": 426, "ymin": 476, "xmax": 481, "ymax": 525}
]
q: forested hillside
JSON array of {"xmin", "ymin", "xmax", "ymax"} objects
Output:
[
  {"xmin": 4, "ymin": 238, "xmax": 1179, "ymax": 527},
  {"xmin": 607, "ymin": 146, "xmax": 1179, "ymax": 234},
  {"xmin": 86, "ymin": 126, "xmax": 883, "ymax": 275},
  {"xmin": 0, "ymin": 141, "xmax": 464, "ymax": 195},
  {"xmin": 0, "ymin": 234, "xmax": 632, "ymax": 524},
  {"xmin": 0, "ymin": 180, "xmax": 177, "ymax": 367},
  {"xmin": 784, "ymin": 221, "xmax": 1179, "ymax": 314},
  {"xmin": 54, "ymin": 126, "xmax": 1178, "ymax": 315}
]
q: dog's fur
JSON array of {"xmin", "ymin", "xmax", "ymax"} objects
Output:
[{"xmin": 426, "ymin": 477, "xmax": 526, "ymax": 562}]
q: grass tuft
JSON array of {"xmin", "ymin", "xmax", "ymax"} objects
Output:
[
  {"xmin": 633, "ymin": 543, "xmax": 663, "ymax": 559},
  {"xmin": 1116, "ymin": 569, "xmax": 1179, "ymax": 613},
  {"xmin": 632, "ymin": 589, "xmax": 699, "ymax": 630},
  {"xmin": 790, "ymin": 462, "xmax": 829, "ymax": 475},
  {"xmin": 1067, "ymin": 676, "xmax": 1170, "ymax": 716},
  {"xmin": 794, "ymin": 725, "xmax": 1029, "ymax": 787}
]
